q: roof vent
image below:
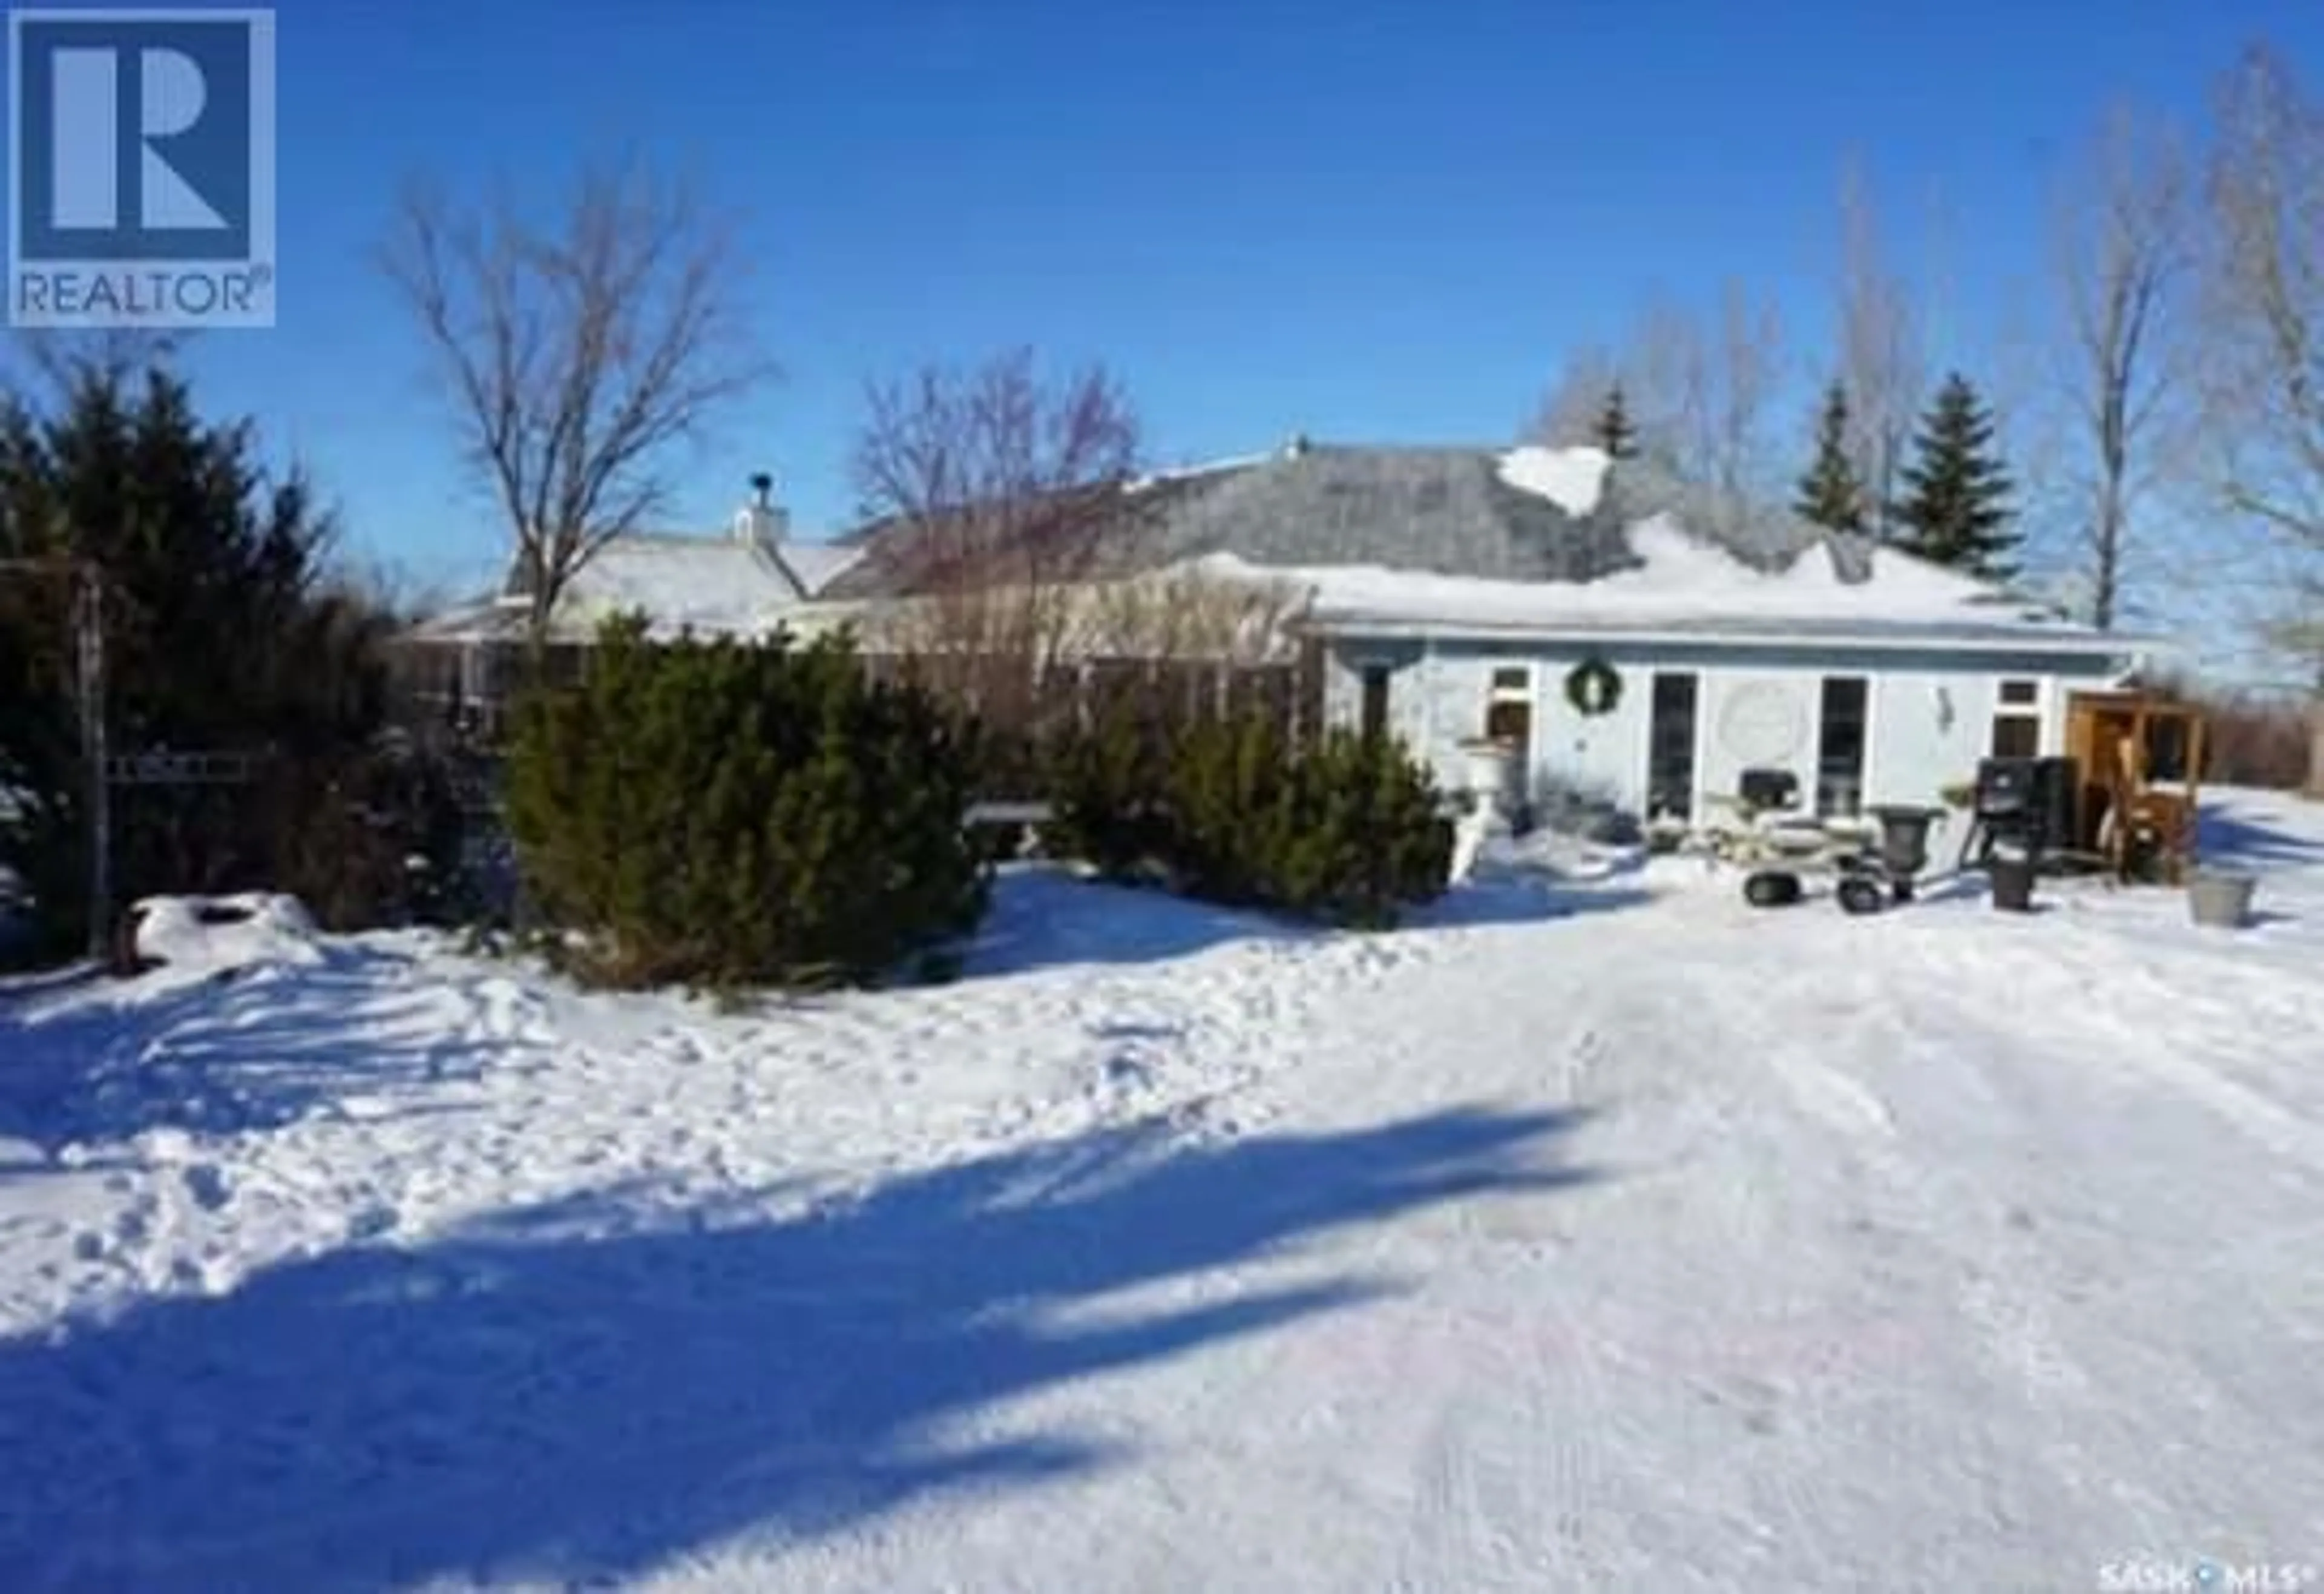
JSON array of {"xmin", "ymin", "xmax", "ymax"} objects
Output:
[
  {"xmin": 749, "ymin": 471, "xmax": 774, "ymax": 509},
  {"xmin": 1281, "ymin": 432, "xmax": 1310, "ymax": 459}
]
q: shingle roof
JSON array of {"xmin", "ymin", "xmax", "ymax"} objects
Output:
[
  {"xmin": 821, "ymin": 444, "xmax": 1833, "ymax": 601},
  {"xmin": 815, "ymin": 441, "xmax": 2119, "ymax": 651}
]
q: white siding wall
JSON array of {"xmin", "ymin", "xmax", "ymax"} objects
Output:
[
  {"xmin": 1324, "ymin": 644, "xmax": 1452, "ymax": 784},
  {"xmin": 1324, "ymin": 638, "xmax": 2124, "ymax": 816},
  {"xmin": 1869, "ymin": 672, "xmax": 1995, "ymax": 806},
  {"xmin": 1532, "ymin": 656, "xmax": 1650, "ymax": 803},
  {"xmin": 1696, "ymin": 668, "xmax": 1822, "ymax": 808}
]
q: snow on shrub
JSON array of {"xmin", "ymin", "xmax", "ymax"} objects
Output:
[
  {"xmin": 1046, "ymin": 707, "xmax": 1451, "ymax": 929},
  {"xmin": 505, "ymin": 619, "xmax": 988, "ymax": 990}
]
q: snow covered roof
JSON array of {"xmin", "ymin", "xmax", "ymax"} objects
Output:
[
  {"xmin": 1497, "ymin": 444, "xmax": 1610, "ymax": 517},
  {"xmin": 820, "ymin": 440, "xmax": 2114, "ymax": 651},
  {"xmin": 822, "ymin": 443, "xmax": 1650, "ymax": 600},
  {"xmin": 550, "ymin": 535, "xmax": 799, "ymax": 637},
  {"xmin": 1269, "ymin": 529, "xmax": 2126, "ymax": 651},
  {"xmin": 776, "ymin": 539, "xmax": 865, "ymax": 597},
  {"xmin": 411, "ymin": 445, "xmax": 2115, "ymax": 656},
  {"xmin": 409, "ymin": 529, "xmax": 864, "ymax": 646}
]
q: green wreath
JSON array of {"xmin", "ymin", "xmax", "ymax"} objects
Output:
[{"xmin": 1565, "ymin": 656, "xmax": 1622, "ymax": 717}]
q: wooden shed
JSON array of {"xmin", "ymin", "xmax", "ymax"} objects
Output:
[{"xmin": 2063, "ymin": 690, "xmax": 2207, "ymax": 882}]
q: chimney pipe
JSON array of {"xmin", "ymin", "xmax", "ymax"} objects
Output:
[{"xmin": 749, "ymin": 471, "xmax": 774, "ymax": 510}]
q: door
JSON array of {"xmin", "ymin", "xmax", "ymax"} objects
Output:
[
  {"xmin": 1815, "ymin": 676, "xmax": 1869, "ymax": 816},
  {"xmin": 1646, "ymin": 671, "xmax": 1700, "ymax": 821},
  {"xmin": 1484, "ymin": 667, "xmax": 1534, "ymax": 797}
]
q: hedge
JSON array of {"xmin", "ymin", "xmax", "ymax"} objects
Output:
[
  {"xmin": 1045, "ymin": 704, "xmax": 1451, "ymax": 929},
  {"xmin": 506, "ymin": 620, "xmax": 986, "ymax": 990}
]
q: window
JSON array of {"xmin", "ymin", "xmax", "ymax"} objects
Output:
[
  {"xmin": 1991, "ymin": 719, "xmax": 2040, "ymax": 759},
  {"xmin": 1991, "ymin": 678, "xmax": 2041, "ymax": 760},
  {"xmin": 1817, "ymin": 677, "xmax": 1869, "ymax": 816},
  {"xmin": 1483, "ymin": 664, "xmax": 1534, "ymax": 770},
  {"xmin": 1647, "ymin": 672, "xmax": 1699, "ymax": 820},
  {"xmin": 1359, "ymin": 665, "xmax": 1391, "ymax": 742}
]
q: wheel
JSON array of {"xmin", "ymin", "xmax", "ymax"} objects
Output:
[
  {"xmin": 1743, "ymin": 870, "xmax": 1802, "ymax": 909},
  {"xmin": 1836, "ymin": 877, "xmax": 1886, "ymax": 916}
]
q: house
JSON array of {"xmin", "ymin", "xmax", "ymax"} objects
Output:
[
  {"xmin": 402, "ymin": 442, "xmax": 2145, "ymax": 825},
  {"xmin": 810, "ymin": 438, "xmax": 2145, "ymax": 825},
  {"xmin": 395, "ymin": 475, "xmax": 861, "ymax": 732}
]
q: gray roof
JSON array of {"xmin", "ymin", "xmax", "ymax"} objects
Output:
[{"xmin": 822, "ymin": 444, "xmax": 1835, "ymax": 601}]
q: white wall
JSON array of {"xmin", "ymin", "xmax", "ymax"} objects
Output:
[
  {"xmin": 1325, "ymin": 638, "xmax": 2125, "ymax": 818},
  {"xmin": 1868, "ymin": 672, "xmax": 1994, "ymax": 807},
  {"xmin": 1697, "ymin": 668, "xmax": 1821, "ymax": 808}
]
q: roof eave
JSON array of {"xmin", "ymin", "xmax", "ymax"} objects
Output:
[{"xmin": 1305, "ymin": 613, "xmax": 2147, "ymax": 657}]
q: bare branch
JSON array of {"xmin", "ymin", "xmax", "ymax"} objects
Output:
[
  {"xmin": 2050, "ymin": 102, "xmax": 2193, "ymax": 630},
  {"xmin": 2199, "ymin": 45, "xmax": 2324, "ymax": 784},
  {"xmin": 379, "ymin": 160, "xmax": 773, "ymax": 648},
  {"xmin": 850, "ymin": 350, "xmax": 1143, "ymax": 723},
  {"xmin": 1835, "ymin": 159, "xmax": 1926, "ymax": 539},
  {"xmin": 2204, "ymin": 45, "xmax": 2324, "ymax": 551},
  {"xmin": 9, "ymin": 327, "xmax": 187, "ymax": 399},
  {"xmin": 1528, "ymin": 286, "xmax": 1784, "ymax": 529}
]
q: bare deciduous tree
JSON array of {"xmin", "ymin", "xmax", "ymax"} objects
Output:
[
  {"xmin": 2052, "ymin": 105, "xmax": 2192, "ymax": 631},
  {"xmin": 2202, "ymin": 44, "xmax": 2324, "ymax": 786},
  {"xmin": 1628, "ymin": 297, "xmax": 1709, "ymax": 473},
  {"xmin": 1530, "ymin": 286, "xmax": 1784, "ymax": 529},
  {"xmin": 851, "ymin": 348, "xmax": 1143, "ymax": 724},
  {"xmin": 1709, "ymin": 282, "xmax": 1785, "ymax": 523},
  {"xmin": 1080, "ymin": 563, "xmax": 1305, "ymax": 667},
  {"xmin": 1835, "ymin": 161, "xmax": 1926, "ymax": 539},
  {"xmin": 381, "ymin": 162, "xmax": 771, "ymax": 653}
]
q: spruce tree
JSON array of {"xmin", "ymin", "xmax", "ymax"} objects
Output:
[
  {"xmin": 1891, "ymin": 372, "xmax": 2019, "ymax": 582},
  {"xmin": 1592, "ymin": 384, "xmax": 1639, "ymax": 461},
  {"xmin": 0, "ymin": 363, "xmax": 417, "ymax": 954},
  {"xmin": 1793, "ymin": 380, "xmax": 1868, "ymax": 535}
]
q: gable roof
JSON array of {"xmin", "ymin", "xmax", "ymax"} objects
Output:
[
  {"xmin": 408, "ymin": 527, "xmax": 865, "ymax": 647},
  {"xmin": 543, "ymin": 534, "xmax": 803, "ymax": 634}
]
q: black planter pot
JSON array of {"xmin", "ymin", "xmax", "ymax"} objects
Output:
[
  {"xmin": 1866, "ymin": 804, "xmax": 1944, "ymax": 887},
  {"xmin": 1989, "ymin": 854, "xmax": 2037, "ymax": 912}
]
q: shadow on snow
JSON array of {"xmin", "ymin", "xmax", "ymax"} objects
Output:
[
  {"xmin": 0, "ymin": 1103, "xmax": 1592, "ymax": 1590},
  {"xmin": 2197, "ymin": 803, "xmax": 2324, "ymax": 872},
  {"xmin": 0, "ymin": 946, "xmax": 485, "ymax": 1163}
]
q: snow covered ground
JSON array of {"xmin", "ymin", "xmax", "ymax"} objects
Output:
[{"xmin": 2, "ymin": 792, "xmax": 2322, "ymax": 1593}]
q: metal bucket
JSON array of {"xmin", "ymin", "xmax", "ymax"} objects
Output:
[{"xmin": 2187, "ymin": 869, "xmax": 2257, "ymax": 930}]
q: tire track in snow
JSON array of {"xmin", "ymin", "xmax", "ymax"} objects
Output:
[
  {"xmin": 1816, "ymin": 976, "xmax": 2163, "ymax": 1540},
  {"xmin": 1526, "ymin": 1291, "xmax": 1617, "ymax": 1589}
]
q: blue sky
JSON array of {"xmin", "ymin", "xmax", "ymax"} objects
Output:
[{"xmin": 154, "ymin": 0, "xmax": 2324, "ymax": 596}]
